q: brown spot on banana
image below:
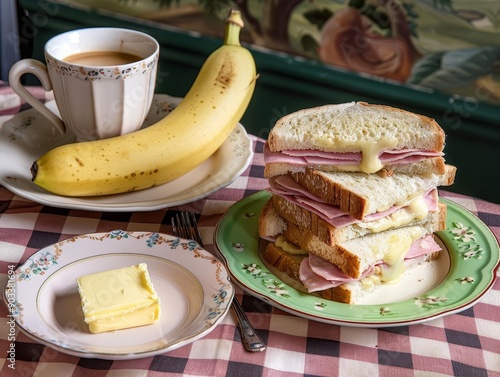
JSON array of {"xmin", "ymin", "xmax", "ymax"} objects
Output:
[
  {"xmin": 215, "ymin": 56, "xmax": 233, "ymax": 89},
  {"xmin": 75, "ymin": 157, "xmax": 85, "ymax": 167}
]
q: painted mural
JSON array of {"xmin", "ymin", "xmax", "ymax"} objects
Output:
[{"xmin": 78, "ymin": 0, "xmax": 500, "ymax": 105}]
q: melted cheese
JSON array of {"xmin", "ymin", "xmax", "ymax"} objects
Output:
[
  {"xmin": 365, "ymin": 194, "xmax": 429, "ymax": 233},
  {"xmin": 358, "ymin": 139, "xmax": 398, "ymax": 173},
  {"xmin": 276, "ymin": 235, "xmax": 307, "ymax": 255},
  {"xmin": 380, "ymin": 229, "xmax": 423, "ymax": 283},
  {"xmin": 77, "ymin": 263, "xmax": 160, "ymax": 334},
  {"xmin": 315, "ymin": 137, "xmax": 398, "ymax": 174}
]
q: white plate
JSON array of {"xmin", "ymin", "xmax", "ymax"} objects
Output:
[
  {"xmin": 4, "ymin": 231, "xmax": 234, "ymax": 359},
  {"xmin": 0, "ymin": 94, "xmax": 253, "ymax": 211}
]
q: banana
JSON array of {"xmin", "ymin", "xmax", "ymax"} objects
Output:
[{"xmin": 31, "ymin": 10, "xmax": 256, "ymax": 197}]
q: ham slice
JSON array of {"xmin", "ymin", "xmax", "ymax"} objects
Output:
[
  {"xmin": 405, "ymin": 234, "xmax": 441, "ymax": 258},
  {"xmin": 269, "ymin": 175, "xmax": 439, "ymax": 229},
  {"xmin": 299, "ymin": 235, "xmax": 441, "ymax": 293},
  {"xmin": 264, "ymin": 142, "xmax": 443, "ymax": 166}
]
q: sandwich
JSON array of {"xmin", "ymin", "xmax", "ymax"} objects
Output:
[
  {"xmin": 258, "ymin": 102, "xmax": 456, "ymax": 304},
  {"xmin": 264, "ymin": 101, "xmax": 446, "ymax": 178}
]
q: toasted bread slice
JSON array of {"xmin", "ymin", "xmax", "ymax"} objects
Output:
[
  {"xmin": 261, "ymin": 195, "xmax": 447, "ymax": 248},
  {"xmin": 288, "ymin": 165, "xmax": 456, "ymax": 220}
]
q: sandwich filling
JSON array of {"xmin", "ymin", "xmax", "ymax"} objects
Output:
[
  {"xmin": 264, "ymin": 142, "xmax": 444, "ymax": 174},
  {"xmin": 282, "ymin": 232, "xmax": 442, "ymax": 292},
  {"xmin": 268, "ymin": 174, "xmax": 438, "ymax": 230}
]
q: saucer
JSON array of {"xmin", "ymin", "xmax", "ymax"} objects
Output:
[{"xmin": 0, "ymin": 94, "xmax": 253, "ymax": 211}]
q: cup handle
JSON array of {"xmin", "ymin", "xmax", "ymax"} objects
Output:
[{"xmin": 9, "ymin": 59, "xmax": 66, "ymax": 135}]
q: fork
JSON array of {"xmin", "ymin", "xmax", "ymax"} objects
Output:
[{"xmin": 172, "ymin": 212, "xmax": 266, "ymax": 352}]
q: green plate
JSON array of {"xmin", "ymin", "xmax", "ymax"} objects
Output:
[{"xmin": 214, "ymin": 191, "xmax": 500, "ymax": 327}]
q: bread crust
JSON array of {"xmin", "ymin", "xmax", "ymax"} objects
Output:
[
  {"xmin": 261, "ymin": 242, "xmax": 354, "ymax": 303},
  {"xmin": 270, "ymin": 194, "xmax": 340, "ymax": 245},
  {"xmin": 258, "ymin": 198, "xmax": 287, "ymax": 238},
  {"xmin": 283, "ymin": 221, "xmax": 363, "ymax": 278},
  {"xmin": 291, "ymin": 169, "xmax": 368, "ymax": 220}
]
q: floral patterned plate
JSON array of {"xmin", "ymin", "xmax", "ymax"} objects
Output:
[
  {"xmin": 0, "ymin": 94, "xmax": 253, "ymax": 212},
  {"xmin": 214, "ymin": 191, "xmax": 500, "ymax": 327},
  {"xmin": 4, "ymin": 231, "xmax": 234, "ymax": 359}
]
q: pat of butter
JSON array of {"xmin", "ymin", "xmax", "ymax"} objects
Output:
[{"xmin": 77, "ymin": 263, "xmax": 160, "ymax": 334}]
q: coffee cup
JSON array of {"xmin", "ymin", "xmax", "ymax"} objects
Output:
[{"xmin": 9, "ymin": 27, "xmax": 159, "ymax": 141}]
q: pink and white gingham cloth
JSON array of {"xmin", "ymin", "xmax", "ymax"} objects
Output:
[
  {"xmin": 0, "ymin": 85, "xmax": 499, "ymax": 377},
  {"xmin": 0, "ymin": 80, "xmax": 54, "ymax": 115}
]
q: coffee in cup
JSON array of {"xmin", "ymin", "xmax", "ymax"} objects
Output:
[
  {"xmin": 64, "ymin": 51, "xmax": 143, "ymax": 66},
  {"xmin": 9, "ymin": 27, "xmax": 159, "ymax": 141}
]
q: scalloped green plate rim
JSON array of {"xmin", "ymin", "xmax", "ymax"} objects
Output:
[{"xmin": 214, "ymin": 191, "xmax": 500, "ymax": 327}]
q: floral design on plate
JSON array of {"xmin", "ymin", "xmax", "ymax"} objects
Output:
[
  {"xmin": 456, "ymin": 276, "xmax": 475, "ymax": 284},
  {"xmin": 242, "ymin": 211, "xmax": 256, "ymax": 219},
  {"xmin": 261, "ymin": 278, "xmax": 291, "ymax": 298},
  {"xmin": 232, "ymin": 243, "xmax": 245, "ymax": 252},
  {"xmin": 379, "ymin": 307, "xmax": 392, "ymax": 316},
  {"xmin": 16, "ymin": 249, "xmax": 62, "ymax": 281},
  {"xmin": 314, "ymin": 302, "xmax": 327, "ymax": 311},
  {"xmin": 151, "ymin": 97, "xmax": 177, "ymax": 116},
  {"xmin": 241, "ymin": 263, "xmax": 291, "ymax": 299},
  {"xmin": 415, "ymin": 295, "xmax": 448, "ymax": 309},
  {"xmin": 450, "ymin": 221, "xmax": 484, "ymax": 260}
]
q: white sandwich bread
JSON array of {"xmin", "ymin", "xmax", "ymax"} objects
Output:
[{"xmin": 264, "ymin": 101, "xmax": 447, "ymax": 178}]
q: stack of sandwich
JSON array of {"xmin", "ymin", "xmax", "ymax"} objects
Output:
[{"xmin": 258, "ymin": 102, "xmax": 456, "ymax": 304}]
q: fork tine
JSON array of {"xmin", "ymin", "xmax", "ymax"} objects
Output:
[
  {"xmin": 179, "ymin": 212, "xmax": 190, "ymax": 240},
  {"xmin": 171, "ymin": 212, "xmax": 204, "ymax": 247},
  {"xmin": 172, "ymin": 212, "xmax": 200, "ymax": 245},
  {"xmin": 171, "ymin": 216, "xmax": 178, "ymax": 237},
  {"xmin": 181, "ymin": 212, "xmax": 201, "ymax": 245},
  {"xmin": 188, "ymin": 212, "xmax": 204, "ymax": 246},
  {"xmin": 173, "ymin": 213, "xmax": 187, "ymax": 239}
]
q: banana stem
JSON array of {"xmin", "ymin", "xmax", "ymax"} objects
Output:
[{"xmin": 225, "ymin": 10, "xmax": 244, "ymax": 47}]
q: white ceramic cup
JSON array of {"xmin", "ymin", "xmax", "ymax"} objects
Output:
[{"xmin": 9, "ymin": 27, "xmax": 159, "ymax": 141}]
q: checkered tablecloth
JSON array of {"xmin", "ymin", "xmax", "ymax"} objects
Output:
[{"xmin": 0, "ymin": 82, "xmax": 499, "ymax": 377}]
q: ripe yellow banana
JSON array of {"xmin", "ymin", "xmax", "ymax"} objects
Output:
[{"xmin": 31, "ymin": 10, "xmax": 256, "ymax": 197}]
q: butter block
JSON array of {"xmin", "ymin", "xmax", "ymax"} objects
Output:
[{"xmin": 77, "ymin": 263, "xmax": 160, "ymax": 334}]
